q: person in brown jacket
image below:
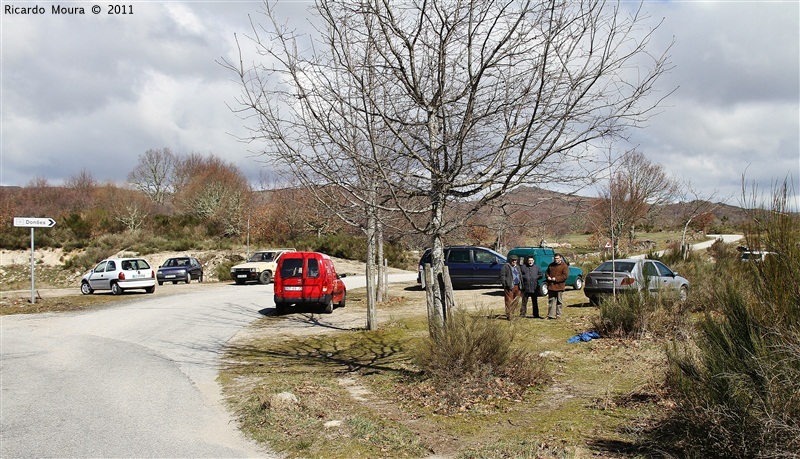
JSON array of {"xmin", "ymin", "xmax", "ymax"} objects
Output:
[{"xmin": 545, "ymin": 253, "xmax": 569, "ymax": 319}]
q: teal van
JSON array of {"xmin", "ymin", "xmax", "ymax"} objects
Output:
[{"xmin": 506, "ymin": 247, "xmax": 583, "ymax": 296}]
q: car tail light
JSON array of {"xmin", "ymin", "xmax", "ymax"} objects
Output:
[
  {"xmin": 620, "ymin": 277, "xmax": 635, "ymax": 286},
  {"xmin": 118, "ymin": 272, "xmax": 126, "ymax": 280},
  {"xmin": 151, "ymin": 270, "xmax": 155, "ymax": 278}
]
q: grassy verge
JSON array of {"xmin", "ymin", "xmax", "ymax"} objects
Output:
[
  {"xmin": 0, "ymin": 292, "xmax": 122, "ymax": 315},
  {"xmin": 220, "ymin": 285, "xmax": 666, "ymax": 458}
]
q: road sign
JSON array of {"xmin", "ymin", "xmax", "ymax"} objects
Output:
[{"xmin": 13, "ymin": 217, "xmax": 56, "ymax": 228}]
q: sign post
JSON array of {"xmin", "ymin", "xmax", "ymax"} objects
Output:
[{"xmin": 13, "ymin": 217, "xmax": 57, "ymax": 304}]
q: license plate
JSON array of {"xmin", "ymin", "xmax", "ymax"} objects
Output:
[
  {"xmin": 165, "ymin": 275, "xmax": 176, "ymax": 278},
  {"xmin": 237, "ymin": 274, "xmax": 248, "ymax": 278},
  {"xmin": 284, "ymin": 286, "xmax": 302, "ymax": 291},
  {"xmin": 598, "ymin": 280, "xmax": 612, "ymax": 284},
  {"xmin": 132, "ymin": 274, "xmax": 144, "ymax": 279}
]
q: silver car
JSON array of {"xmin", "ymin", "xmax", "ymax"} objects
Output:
[
  {"xmin": 583, "ymin": 258, "xmax": 689, "ymax": 305},
  {"xmin": 80, "ymin": 257, "xmax": 156, "ymax": 295}
]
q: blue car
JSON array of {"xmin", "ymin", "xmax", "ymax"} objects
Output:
[
  {"xmin": 417, "ymin": 246, "xmax": 506, "ymax": 288},
  {"xmin": 156, "ymin": 257, "xmax": 204, "ymax": 285}
]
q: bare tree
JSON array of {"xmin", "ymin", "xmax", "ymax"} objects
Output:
[
  {"xmin": 127, "ymin": 148, "xmax": 175, "ymax": 205},
  {"xmin": 224, "ymin": 0, "xmax": 672, "ymax": 334},
  {"xmin": 589, "ymin": 151, "xmax": 677, "ymax": 253},
  {"xmin": 64, "ymin": 168, "xmax": 97, "ymax": 209}
]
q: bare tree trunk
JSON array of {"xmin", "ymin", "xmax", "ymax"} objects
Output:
[
  {"xmin": 376, "ymin": 219, "xmax": 386, "ymax": 303},
  {"xmin": 365, "ymin": 211, "xmax": 377, "ymax": 330}
]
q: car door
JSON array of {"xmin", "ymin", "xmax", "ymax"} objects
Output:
[
  {"xmin": 445, "ymin": 248, "xmax": 472, "ymax": 286},
  {"xmin": 471, "ymin": 248, "xmax": 501, "ymax": 285},
  {"xmin": 642, "ymin": 261, "xmax": 661, "ymax": 293},
  {"xmin": 89, "ymin": 260, "xmax": 112, "ymax": 291},
  {"xmin": 653, "ymin": 261, "xmax": 680, "ymax": 291}
]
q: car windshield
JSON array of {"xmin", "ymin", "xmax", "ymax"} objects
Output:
[
  {"xmin": 249, "ymin": 252, "xmax": 276, "ymax": 262},
  {"xmin": 164, "ymin": 258, "xmax": 189, "ymax": 267},
  {"xmin": 595, "ymin": 261, "xmax": 636, "ymax": 273}
]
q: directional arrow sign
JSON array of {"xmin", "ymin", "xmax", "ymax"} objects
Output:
[{"xmin": 13, "ymin": 217, "xmax": 57, "ymax": 228}]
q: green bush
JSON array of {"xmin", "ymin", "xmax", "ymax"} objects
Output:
[
  {"xmin": 411, "ymin": 308, "xmax": 548, "ymax": 413},
  {"xmin": 591, "ymin": 287, "xmax": 689, "ymax": 340},
  {"xmin": 650, "ymin": 181, "xmax": 800, "ymax": 458}
]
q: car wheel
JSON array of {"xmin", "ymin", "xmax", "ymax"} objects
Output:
[
  {"xmin": 186, "ymin": 273, "xmax": 191, "ymax": 284},
  {"xmin": 323, "ymin": 298, "xmax": 334, "ymax": 314},
  {"xmin": 258, "ymin": 271, "xmax": 272, "ymax": 284},
  {"xmin": 158, "ymin": 281, "xmax": 163, "ymax": 286},
  {"xmin": 539, "ymin": 282, "xmax": 549, "ymax": 297},
  {"xmin": 80, "ymin": 282, "xmax": 93, "ymax": 295},
  {"xmin": 574, "ymin": 276, "xmax": 584, "ymax": 290},
  {"xmin": 275, "ymin": 302, "xmax": 285, "ymax": 314},
  {"xmin": 589, "ymin": 296, "xmax": 599, "ymax": 306},
  {"xmin": 145, "ymin": 286, "xmax": 155, "ymax": 294},
  {"xmin": 111, "ymin": 282, "xmax": 122, "ymax": 295},
  {"xmin": 338, "ymin": 291, "xmax": 347, "ymax": 308},
  {"xmin": 679, "ymin": 285, "xmax": 688, "ymax": 302},
  {"xmin": 198, "ymin": 273, "xmax": 203, "ymax": 283}
]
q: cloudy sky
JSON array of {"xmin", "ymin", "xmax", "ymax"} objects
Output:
[{"xmin": 1, "ymin": 1, "xmax": 798, "ymax": 205}]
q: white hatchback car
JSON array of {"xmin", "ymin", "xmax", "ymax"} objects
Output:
[{"xmin": 80, "ymin": 257, "xmax": 156, "ymax": 295}]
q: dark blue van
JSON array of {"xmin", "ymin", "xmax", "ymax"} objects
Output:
[{"xmin": 417, "ymin": 246, "xmax": 506, "ymax": 288}]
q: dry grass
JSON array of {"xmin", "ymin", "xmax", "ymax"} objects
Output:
[{"xmin": 221, "ymin": 283, "xmax": 668, "ymax": 458}]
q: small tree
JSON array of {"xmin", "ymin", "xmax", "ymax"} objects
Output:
[
  {"xmin": 589, "ymin": 151, "xmax": 677, "ymax": 253},
  {"xmin": 172, "ymin": 153, "xmax": 252, "ymax": 237},
  {"xmin": 127, "ymin": 148, "xmax": 175, "ymax": 205}
]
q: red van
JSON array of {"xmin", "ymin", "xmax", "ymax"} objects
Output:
[{"xmin": 273, "ymin": 252, "xmax": 347, "ymax": 314}]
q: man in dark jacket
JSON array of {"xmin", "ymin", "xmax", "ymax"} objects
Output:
[
  {"xmin": 545, "ymin": 253, "xmax": 569, "ymax": 319},
  {"xmin": 500, "ymin": 255, "xmax": 522, "ymax": 320},
  {"xmin": 519, "ymin": 255, "xmax": 543, "ymax": 318}
]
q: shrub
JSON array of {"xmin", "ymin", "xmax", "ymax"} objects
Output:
[
  {"xmin": 591, "ymin": 288, "xmax": 689, "ymax": 340},
  {"xmin": 650, "ymin": 180, "xmax": 800, "ymax": 458},
  {"xmin": 409, "ymin": 308, "xmax": 548, "ymax": 413}
]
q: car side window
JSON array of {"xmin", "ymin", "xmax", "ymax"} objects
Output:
[
  {"xmin": 473, "ymin": 249, "xmax": 495, "ymax": 264},
  {"xmin": 94, "ymin": 261, "xmax": 108, "ymax": 273},
  {"xmin": 643, "ymin": 262, "xmax": 658, "ymax": 277},
  {"xmin": 307, "ymin": 258, "xmax": 320, "ymax": 278},
  {"xmin": 655, "ymin": 261, "xmax": 673, "ymax": 276},
  {"xmin": 447, "ymin": 249, "xmax": 470, "ymax": 263},
  {"xmin": 108, "ymin": 261, "xmax": 117, "ymax": 271}
]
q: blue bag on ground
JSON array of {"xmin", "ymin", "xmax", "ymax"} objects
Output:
[{"xmin": 567, "ymin": 331, "xmax": 602, "ymax": 343}]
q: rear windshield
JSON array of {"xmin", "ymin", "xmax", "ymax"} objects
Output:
[
  {"xmin": 281, "ymin": 258, "xmax": 303, "ymax": 278},
  {"xmin": 595, "ymin": 261, "xmax": 635, "ymax": 273},
  {"xmin": 122, "ymin": 259, "xmax": 151, "ymax": 271}
]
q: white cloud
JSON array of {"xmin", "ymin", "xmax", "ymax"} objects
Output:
[{"xmin": 0, "ymin": 0, "xmax": 797, "ymax": 208}]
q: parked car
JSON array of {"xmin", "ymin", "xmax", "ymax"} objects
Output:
[
  {"xmin": 230, "ymin": 248, "xmax": 295, "ymax": 285},
  {"xmin": 506, "ymin": 247, "xmax": 583, "ymax": 296},
  {"xmin": 417, "ymin": 246, "xmax": 506, "ymax": 288},
  {"xmin": 740, "ymin": 250, "xmax": 776, "ymax": 262},
  {"xmin": 156, "ymin": 257, "xmax": 203, "ymax": 285},
  {"xmin": 273, "ymin": 251, "xmax": 347, "ymax": 314},
  {"xmin": 80, "ymin": 258, "xmax": 156, "ymax": 295},
  {"xmin": 583, "ymin": 258, "xmax": 689, "ymax": 305}
]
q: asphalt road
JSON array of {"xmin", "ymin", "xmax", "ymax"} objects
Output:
[{"xmin": 0, "ymin": 273, "xmax": 415, "ymax": 458}]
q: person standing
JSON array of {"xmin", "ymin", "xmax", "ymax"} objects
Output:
[
  {"xmin": 519, "ymin": 255, "xmax": 543, "ymax": 318},
  {"xmin": 500, "ymin": 255, "xmax": 522, "ymax": 320},
  {"xmin": 545, "ymin": 253, "xmax": 569, "ymax": 319}
]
